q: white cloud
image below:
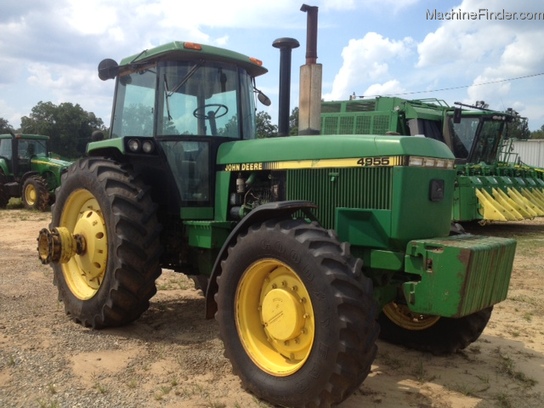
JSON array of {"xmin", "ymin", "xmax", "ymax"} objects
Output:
[
  {"xmin": 363, "ymin": 80, "xmax": 406, "ymax": 98},
  {"xmin": 325, "ymin": 33, "xmax": 414, "ymax": 100},
  {"xmin": 1, "ymin": 0, "xmax": 542, "ymax": 130},
  {"xmin": 320, "ymin": 0, "xmax": 419, "ymax": 13},
  {"xmin": 414, "ymin": 0, "xmax": 544, "ymax": 125},
  {"xmin": 0, "ymin": 99, "xmax": 21, "ymax": 129},
  {"xmin": 466, "ymin": 33, "xmax": 544, "ymax": 108},
  {"xmin": 64, "ymin": 0, "xmax": 119, "ymax": 35}
]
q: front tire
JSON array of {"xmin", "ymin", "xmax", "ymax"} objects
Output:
[
  {"xmin": 215, "ymin": 219, "xmax": 378, "ymax": 408},
  {"xmin": 50, "ymin": 157, "xmax": 162, "ymax": 328},
  {"xmin": 23, "ymin": 175, "xmax": 50, "ymax": 211},
  {"xmin": 378, "ymin": 302, "xmax": 492, "ymax": 355},
  {"xmin": 0, "ymin": 171, "xmax": 8, "ymax": 208}
]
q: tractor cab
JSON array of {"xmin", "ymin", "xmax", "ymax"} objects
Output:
[
  {"xmin": 446, "ymin": 108, "xmax": 515, "ymax": 165},
  {"xmin": 0, "ymin": 133, "xmax": 49, "ymax": 176},
  {"xmin": 0, "ymin": 133, "xmax": 70, "ymax": 210},
  {"xmin": 91, "ymin": 42, "xmax": 269, "ymax": 216}
]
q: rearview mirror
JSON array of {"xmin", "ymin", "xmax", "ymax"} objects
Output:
[
  {"xmin": 257, "ymin": 90, "xmax": 271, "ymax": 106},
  {"xmin": 98, "ymin": 59, "xmax": 119, "ymax": 81}
]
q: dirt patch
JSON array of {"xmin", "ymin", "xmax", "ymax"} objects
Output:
[{"xmin": 1, "ymin": 209, "xmax": 543, "ymax": 407}]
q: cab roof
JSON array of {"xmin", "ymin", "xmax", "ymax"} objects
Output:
[{"xmin": 119, "ymin": 41, "xmax": 268, "ymax": 78}]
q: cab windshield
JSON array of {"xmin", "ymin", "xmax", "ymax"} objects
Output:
[
  {"xmin": 449, "ymin": 116, "xmax": 504, "ymax": 163},
  {"xmin": 111, "ymin": 60, "xmax": 256, "ymax": 139}
]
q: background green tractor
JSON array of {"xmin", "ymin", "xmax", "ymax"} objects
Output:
[
  {"xmin": 321, "ymin": 96, "xmax": 544, "ymax": 224},
  {"xmin": 37, "ymin": 25, "xmax": 516, "ymax": 408},
  {"xmin": 0, "ymin": 132, "xmax": 72, "ymax": 211}
]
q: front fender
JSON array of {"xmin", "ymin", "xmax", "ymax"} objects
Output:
[{"xmin": 204, "ymin": 200, "xmax": 317, "ymax": 319}]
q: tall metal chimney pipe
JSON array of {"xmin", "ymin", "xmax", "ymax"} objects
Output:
[
  {"xmin": 272, "ymin": 37, "xmax": 300, "ymax": 137},
  {"xmin": 300, "ymin": 4, "xmax": 318, "ymax": 64},
  {"xmin": 298, "ymin": 4, "xmax": 322, "ymax": 136}
]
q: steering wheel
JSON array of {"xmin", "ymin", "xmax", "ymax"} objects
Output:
[{"xmin": 193, "ymin": 103, "xmax": 228, "ymax": 120}]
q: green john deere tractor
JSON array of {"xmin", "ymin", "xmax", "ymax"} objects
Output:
[
  {"xmin": 321, "ymin": 96, "xmax": 544, "ymax": 224},
  {"xmin": 37, "ymin": 40, "xmax": 516, "ymax": 407},
  {"xmin": 0, "ymin": 132, "xmax": 71, "ymax": 211}
]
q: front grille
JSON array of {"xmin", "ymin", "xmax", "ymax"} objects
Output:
[{"xmin": 286, "ymin": 166, "xmax": 392, "ymax": 229}]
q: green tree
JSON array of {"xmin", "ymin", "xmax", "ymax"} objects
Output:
[
  {"xmin": 289, "ymin": 107, "xmax": 299, "ymax": 136},
  {"xmin": 506, "ymin": 116, "xmax": 530, "ymax": 140},
  {"xmin": 530, "ymin": 124, "xmax": 544, "ymax": 139},
  {"xmin": 0, "ymin": 117, "xmax": 12, "ymax": 133},
  {"xmin": 256, "ymin": 111, "xmax": 277, "ymax": 138},
  {"xmin": 218, "ymin": 115, "xmax": 238, "ymax": 137},
  {"xmin": 20, "ymin": 101, "xmax": 105, "ymax": 158},
  {"xmin": 120, "ymin": 103, "xmax": 153, "ymax": 137}
]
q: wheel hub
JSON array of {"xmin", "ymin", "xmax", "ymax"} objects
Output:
[
  {"xmin": 235, "ymin": 259, "xmax": 315, "ymax": 376},
  {"xmin": 383, "ymin": 302, "xmax": 441, "ymax": 331},
  {"xmin": 37, "ymin": 227, "xmax": 85, "ymax": 264},
  {"xmin": 73, "ymin": 210, "xmax": 107, "ymax": 280},
  {"xmin": 25, "ymin": 185, "xmax": 37, "ymax": 205},
  {"xmin": 261, "ymin": 288, "xmax": 304, "ymax": 341}
]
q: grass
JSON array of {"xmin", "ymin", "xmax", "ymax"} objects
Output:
[
  {"xmin": 90, "ymin": 372, "xmax": 108, "ymax": 394},
  {"xmin": 95, "ymin": 382, "xmax": 108, "ymax": 394},
  {"xmin": 450, "ymin": 373, "xmax": 491, "ymax": 396},
  {"xmin": 410, "ymin": 359, "xmax": 437, "ymax": 383},
  {"xmin": 378, "ymin": 351, "xmax": 403, "ymax": 370},
  {"xmin": 202, "ymin": 401, "xmax": 227, "ymax": 408},
  {"xmin": 154, "ymin": 385, "xmax": 173, "ymax": 401},
  {"xmin": 495, "ymin": 392, "xmax": 513, "ymax": 408},
  {"xmin": 0, "ymin": 202, "xmax": 51, "ymax": 222},
  {"xmin": 156, "ymin": 274, "xmax": 193, "ymax": 291},
  {"xmin": 6, "ymin": 197, "xmax": 24, "ymax": 209},
  {"xmin": 494, "ymin": 347, "xmax": 537, "ymax": 388},
  {"xmin": 37, "ymin": 400, "xmax": 60, "ymax": 408}
]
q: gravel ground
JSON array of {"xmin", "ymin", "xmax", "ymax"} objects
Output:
[{"xmin": 1, "ymin": 209, "xmax": 544, "ymax": 408}]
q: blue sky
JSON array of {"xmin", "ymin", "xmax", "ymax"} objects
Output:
[{"xmin": 1, "ymin": 0, "xmax": 543, "ymax": 130}]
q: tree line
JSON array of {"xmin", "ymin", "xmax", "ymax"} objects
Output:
[
  {"xmin": 0, "ymin": 102, "xmax": 299, "ymax": 158},
  {"xmin": 1, "ymin": 101, "xmax": 105, "ymax": 159},
  {"xmin": 0, "ymin": 102, "xmax": 542, "ymax": 159}
]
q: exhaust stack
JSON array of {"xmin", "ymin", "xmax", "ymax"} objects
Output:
[
  {"xmin": 298, "ymin": 4, "xmax": 322, "ymax": 135},
  {"xmin": 273, "ymin": 37, "xmax": 300, "ymax": 136}
]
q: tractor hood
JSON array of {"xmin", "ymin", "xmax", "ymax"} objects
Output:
[
  {"xmin": 31, "ymin": 156, "xmax": 72, "ymax": 169},
  {"xmin": 217, "ymin": 134, "xmax": 454, "ymax": 168}
]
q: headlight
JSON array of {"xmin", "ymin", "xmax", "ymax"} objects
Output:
[
  {"xmin": 423, "ymin": 158, "xmax": 436, "ymax": 167},
  {"xmin": 409, "ymin": 156, "xmax": 455, "ymax": 169},
  {"xmin": 142, "ymin": 140, "xmax": 155, "ymax": 153},
  {"xmin": 127, "ymin": 139, "xmax": 141, "ymax": 152},
  {"xmin": 409, "ymin": 156, "xmax": 424, "ymax": 166}
]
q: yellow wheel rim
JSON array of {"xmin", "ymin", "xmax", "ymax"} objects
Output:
[
  {"xmin": 24, "ymin": 183, "xmax": 37, "ymax": 206},
  {"xmin": 59, "ymin": 189, "xmax": 108, "ymax": 300},
  {"xmin": 383, "ymin": 302, "xmax": 440, "ymax": 331},
  {"xmin": 235, "ymin": 259, "xmax": 315, "ymax": 376}
]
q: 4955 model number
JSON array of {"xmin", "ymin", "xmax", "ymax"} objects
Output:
[{"xmin": 357, "ymin": 157, "xmax": 391, "ymax": 167}]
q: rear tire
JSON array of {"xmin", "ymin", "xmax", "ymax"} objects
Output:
[
  {"xmin": 22, "ymin": 175, "xmax": 50, "ymax": 211},
  {"xmin": 0, "ymin": 171, "xmax": 9, "ymax": 208},
  {"xmin": 378, "ymin": 302, "xmax": 492, "ymax": 355},
  {"xmin": 50, "ymin": 157, "xmax": 162, "ymax": 328},
  {"xmin": 215, "ymin": 219, "xmax": 378, "ymax": 407}
]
